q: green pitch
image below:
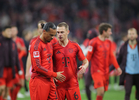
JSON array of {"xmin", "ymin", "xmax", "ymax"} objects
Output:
[{"xmin": 17, "ymin": 77, "xmax": 136, "ymax": 100}]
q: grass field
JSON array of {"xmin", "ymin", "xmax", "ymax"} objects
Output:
[{"xmin": 17, "ymin": 76, "xmax": 136, "ymax": 100}]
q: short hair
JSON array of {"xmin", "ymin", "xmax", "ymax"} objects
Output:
[
  {"xmin": 128, "ymin": 28, "xmax": 137, "ymax": 34},
  {"xmin": 43, "ymin": 22, "xmax": 56, "ymax": 32},
  {"xmin": 57, "ymin": 22, "xmax": 69, "ymax": 31},
  {"xmin": 2, "ymin": 26, "xmax": 11, "ymax": 31},
  {"xmin": 99, "ymin": 23, "xmax": 112, "ymax": 35},
  {"xmin": 38, "ymin": 20, "xmax": 47, "ymax": 29}
]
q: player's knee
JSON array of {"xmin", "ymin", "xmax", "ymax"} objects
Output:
[{"xmin": 97, "ymin": 91, "xmax": 104, "ymax": 96}]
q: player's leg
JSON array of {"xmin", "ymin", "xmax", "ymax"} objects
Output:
[
  {"xmin": 124, "ymin": 74, "xmax": 133, "ymax": 100},
  {"xmin": 29, "ymin": 77, "xmax": 50, "ymax": 100},
  {"xmin": 55, "ymin": 88, "xmax": 66, "ymax": 100},
  {"xmin": 48, "ymin": 80, "xmax": 58, "ymax": 100},
  {"xmin": 134, "ymin": 74, "xmax": 139, "ymax": 100},
  {"xmin": 66, "ymin": 87, "xmax": 81, "ymax": 100},
  {"xmin": 84, "ymin": 67, "xmax": 92, "ymax": 100},
  {"xmin": 0, "ymin": 84, "xmax": 6, "ymax": 100},
  {"xmin": 92, "ymin": 73, "xmax": 104, "ymax": 100},
  {"xmin": 96, "ymin": 87, "xmax": 104, "ymax": 100}
]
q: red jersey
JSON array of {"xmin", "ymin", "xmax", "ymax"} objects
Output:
[
  {"xmin": 86, "ymin": 37, "xmax": 119, "ymax": 75},
  {"xmin": 15, "ymin": 37, "xmax": 27, "ymax": 69},
  {"xmin": 83, "ymin": 39, "xmax": 90, "ymax": 47},
  {"xmin": 53, "ymin": 40, "xmax": 85, "ymax": 89},
  {"xmin": 30, "ymin": 38, "xmax": 57, "ymax": 79},
  {"xmin": 15, "ymin": 37, "xmax": 27, "ymax": 58}
]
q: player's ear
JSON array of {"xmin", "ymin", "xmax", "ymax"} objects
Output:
[{"xmin": 68, "ymin": 30, "xmax": 70, "ymax": 34}]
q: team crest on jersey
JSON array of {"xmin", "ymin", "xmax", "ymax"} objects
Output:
[
  {"xmin": 68, "ymin": 48, "xmax": 73, "ymax": 53},
  {"xmin": 33, "ymin": 51, "xmax": 40, "ymax": 58},
  {"xmin": 88, "ymin": 46, "xmax": 93, "ymax": 52}
]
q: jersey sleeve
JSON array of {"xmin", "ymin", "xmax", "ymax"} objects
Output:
[
  {"xmin": 86, "ymin": 40, "xmax": 95, "ymax": 61},
  {"xmin": 31, "ymin": 44, "xmax": 57, "ymax": 78},
  {"xmin": 76, "ymin": 43, "xmax": 85, "ymax": 61},
  {"xmin": 18, "ymin": 38, "xmax": 27, "ymax": 59},
  {"xmin": 109, "ymin": 42, "xmax": 119, "ymax": 69}
]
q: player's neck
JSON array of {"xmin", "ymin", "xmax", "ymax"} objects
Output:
[
  {"xmin": 98, "ymin": 35, "xmax": 106, "ymax": 41},
  {"xmin": 59, "ymin": 39, "xmax": 69, "ymax": 47},
  {"xmin": 129, "ymin": 39, "xmax": 137, "ymax": 46},
  {"xmin": 40, "ymin": 35, "xmax": 48, "ymax": 43},
  {"xmin": 12, "ymin": 36, "xmax": 17, "ymax": 41}
]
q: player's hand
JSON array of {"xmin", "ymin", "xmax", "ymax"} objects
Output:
[
  {"xmin": 25, "ymin": 72, "xmax": 31, "ymax": 81},
  {"xmin": 53, "ymin": 78, "xmax": 58, "ymax": 82},
  {"xmin": 77, "ymin": 73, "xmax": 83, "ymax": 80},
  {"xmin": 78, "ymin": 65, "xmax": 87, "ymax": 75},
  {"xmin": 56, "ymin": 71, "xmax": 66, "ymax": 82},
  {"xmin": 116, "ymin": 68, "xmax": 122, "ymax": 76},
  {"xmin": 19, "ymin": 79, "xmax": 24, "ymax": 87},
  {"xmin": 17, "ymin": 42, "xmax": 22, "ymax": 50}
]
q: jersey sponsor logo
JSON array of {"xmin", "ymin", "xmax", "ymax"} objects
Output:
[
  {"xmin": 88, "ymin": 46, "xmax": 93, "ymax": 52},
  {"xmin": 56, "ymin": 50, "xmax": 61, "ymax": 54},
  {"xmin": 68, "ymin": 48, "xmax": 73, "ymax": 53},
  {"xmin": 33, "ymin": 51, "xmax": 40, "ymax": 58}
]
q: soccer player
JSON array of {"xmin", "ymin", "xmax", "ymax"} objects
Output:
[
  {"xmin": 25, "ymin": 20, "xmax": 47, "ymax": 81},
  {"xmin": 116, "ymin": 28, "xmax": 139, "ymax": 100},
  {"xmin": 81, "ymin": 29, "xmax": 98, "ymax": 100},
  {"xmin": 10, "ymin": 26, "xmax": 26, "ymax": 99},
  {"xmin": 52, "ymin": 22, "xmax": 89, "ymax": 100},
  {"xmin": 29, "ymin": 22, "xmax": 65, "ymax": 100},
  {"xmin": 0, "ymin": 26, "xmax": 22, "ymax": 100},
  {"xmin": 86, "ymin": 23, "xmax": 122, "ymax": 100}
]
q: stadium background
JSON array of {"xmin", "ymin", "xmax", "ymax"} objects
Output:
[{"xmin": 0, "ymin": 0, "xmax": 138, "ymax": 100}]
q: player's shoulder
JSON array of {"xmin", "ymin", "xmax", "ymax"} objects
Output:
[
  {"xmin": 89, "ymin": 37, "xmax": 98, "ymax": 45},
  {"xmin": 30, "ymin": 36, "xmax": 38, "ymax": 44},
  {"xmin": 69, "ymin": 40, "xmax": 80, "ymax": 47},
  {"xmin": 31, "ymin": 38, "xmax": 41, "ymax": 50},
  {"xmin": 105, "ymin": 39, "xmax": 112, "ymax": 44}
]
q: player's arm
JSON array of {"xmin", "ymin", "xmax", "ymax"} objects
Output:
[
  {"xmin": 76, "ymin": 44, "xmax": 89, "ymax": 75},
  {"xmin": 18, "ymin": 39, "xmax": 27, "ymax": 59},
  {"xmin": 86, "ymin": 41, "xmax": 94, "ymax": 61},
  {"xmin": 25, "ymin": 53, "xmax": 31, "ymax": 81},
  {"xmin": 109, "ymin": 46, "xmax": 122, "ymax": 76},
  {"xmin": 32, "ymin": 48, "xmax": 65, "ymax": 81}
]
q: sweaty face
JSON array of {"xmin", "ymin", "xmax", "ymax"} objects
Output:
[
  {"xmin": 104, "ymin": 28, "xmax": 112, "ymax": 38},
  {"xmin": 38, "ymin": 23, "xmax": 43, "ymax": 34},
  {"xmin": 3, "ymin": 28, "xmax": 12, "ymax": 38},
  {"xmin": 43, "ymin": 28, "xmax": 56, "ymax": 42},
  {"xmin": 11, "ymin": 27, "xmax": 18, "ymax": 38},
  {"xmin": 128, "ymin": 30, "xmax": 137, "ymax": 41},
  {"xmin": 57, "ymin": 26, "xmax": 68, "ymax": 41}
]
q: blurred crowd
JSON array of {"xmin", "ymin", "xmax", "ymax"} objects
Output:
[{"xmin": 0, "ymin": 0, "xmax": 139, "ymax": 43}]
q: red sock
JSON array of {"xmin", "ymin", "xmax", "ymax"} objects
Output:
[
  {"xmin": 10, "ymin": 85, "xmax": 21, "ymax": 100},
  {"xmin": 0, "ymin": 96, "xmax": 3, "ymax": 100},
  {"xmin": 96, "ymin": 95, "xmax": 103, "ymax": 100}
]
